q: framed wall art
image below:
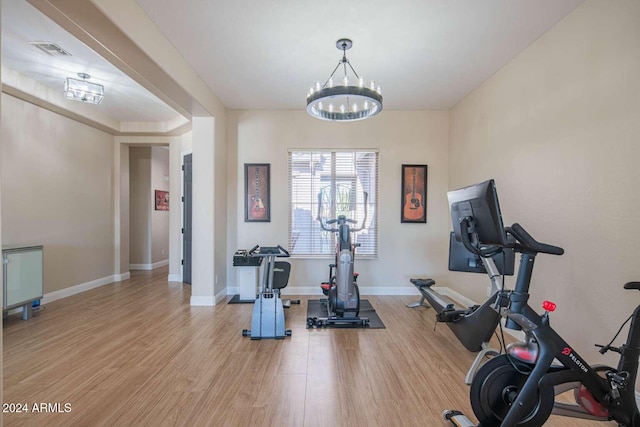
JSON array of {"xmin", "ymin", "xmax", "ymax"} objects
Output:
[
  {"xmin": 401, "ymin": 164, "xmax": 427, "ymax": 223},
  {"xmin": 244, "ymin": 163, "xmax": 270, "ymax": 222},
  {"xmin": 155, "ymin": 190, "xmax": 169, "ymax": 211}
]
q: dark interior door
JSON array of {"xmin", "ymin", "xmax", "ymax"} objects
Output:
[{"xmin": 183, "ymin": 154, "xmax": 192, "ymax": 284}]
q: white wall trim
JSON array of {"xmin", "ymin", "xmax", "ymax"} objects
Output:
[
  {"xmin": 167, "ymin": 273, "xmax": 182, "ymax": 282},
  {"xmin": 42, "ymin": 275, "xmax": 117, "ymax": 305},
  {"xmin": 114, "ymin": 272, "xmax": 131, "ymax": 282},
  {"xmin": 214, "ymin": 288, "xmax": 227, "ymax": 304},
  {"xmin": 431, "ymin": 286, "xmax": 477, "ymax": 307},
  {"xmin": 190, "ymin": 295, "xmax": 215, "ymax": 306},
  {"xmin": 129, "ymin": 259, "xmax": 169, "ymax": 270}
]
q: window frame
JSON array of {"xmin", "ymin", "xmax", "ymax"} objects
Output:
[{"xmin": 288, "ymin": 149, "xmax": 379, "ymax": 259}]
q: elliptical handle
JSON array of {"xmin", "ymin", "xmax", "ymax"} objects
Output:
[
  {"xmin": 317, "ymin": 192, "xmax": 338, "ymax": 232},
  {"xmin": 351, "ymin": 191, "xmax": 369, "ymax": 232},
  {"xmin": 248, "ymin": 244, "xmax": 260, "ymax": 255}
]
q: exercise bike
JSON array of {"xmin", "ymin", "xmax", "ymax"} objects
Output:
[
  {"xmin": 443, "ymin": 179, "xmax": 640, "ymax": 427},
  {"xmin": 407, "ymin": 231, "xmax": 515, "ymax": 383},
  {"xmin": 242, "ymin": 245, "xmax": 299, "ymax": 340},
  {"xmin": 307, "ymin": 192, "xmax": 369, "ymax": 328}
]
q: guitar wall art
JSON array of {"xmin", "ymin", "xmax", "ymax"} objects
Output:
[
  {"xmin": 401, "ymin": 164, "xmax": 427, "ymax": 223},
  {"xmin": 244, "ymin": 163, "xmax": 270, "ymax": 222}
]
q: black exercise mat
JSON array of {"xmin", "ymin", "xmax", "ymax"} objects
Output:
[
  {"xmin": 228, "ymin": 294, "xmax": 256, "ymax": 304},
  {"xmin": 306, "ymin": 299, "xmax": 385, "ymax": 329}
]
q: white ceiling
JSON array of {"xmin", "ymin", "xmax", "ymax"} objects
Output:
[
  {"xmin": 136, "ymin": 0, "xmax": 584, "ymax": 110},
  {"xmin": 1, "ymin": 0, "xmax": 585, "ymax": 122},
  {"xmin": 1, "ymin": 0, "xmax": 181, "ymax": 124}
]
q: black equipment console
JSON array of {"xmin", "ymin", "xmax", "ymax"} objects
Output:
[{"xmin": 233, "ymin": 249, "xmax": 262, "ymax": 266}]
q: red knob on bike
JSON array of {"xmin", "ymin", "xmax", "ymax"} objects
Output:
[{"xmin": 542, "ymin": 300, "xmax": 557, "ymax": 312}]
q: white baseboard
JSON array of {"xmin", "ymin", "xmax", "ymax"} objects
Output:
[
  {"xmin": 227, "ymin": 286, "xmax": 240, "ymax": 295},
  {"xmin": 190, "ymin": 295, "xmax": 215, "ymax": 306},
  {"xmin": 42, "ymin": 274, "xmax": 118, "ymax": 304},
  {"xmin": 114, "ymin": 272, "xmax": 131, "ymax": 282},
  {"xmin": 214, "ymin": 288, "xmax": 227, "ymax": 304},
  {"xmin": 167, "ymin": 273, "xmax": 182, "ymax": 282},
  {"xmin": 129, "ymin": 259, "xmax": 169, "ymax": 271},
  {"xmin": 432, "ymin": 286, "xmax": 477, "ymax": 307}
]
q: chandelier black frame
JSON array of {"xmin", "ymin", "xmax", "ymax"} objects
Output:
[{"xmin": 306, "ymin": 39, "xmax": 383, "ymax": 122}]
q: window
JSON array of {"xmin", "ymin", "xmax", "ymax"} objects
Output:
[{"xmin": 288, "ymin": 149, "xmax": 378, "ymax": 258}]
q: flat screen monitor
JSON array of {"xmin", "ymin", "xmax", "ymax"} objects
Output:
[
  {"xmin": 448, "ymin": 179, "xmax": 508, "ymax": 247},
  {"xmin": 448, "ymin": 232, "xmax": 515, "ymax": 275}
]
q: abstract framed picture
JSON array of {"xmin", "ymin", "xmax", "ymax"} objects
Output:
[
  {"xmin": 244, "ymin": 163, "xmax": 270, "ymax": 222},
  {"xmin": 155, "ymin": 190, "xmax": 169, "ymax": 211},
  {"xmin": 401, "ymin": 164, "xmax": 427, "ymax": 223}
]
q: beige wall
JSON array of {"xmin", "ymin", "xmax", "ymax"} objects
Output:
[
  {"xmin": 129, "ymin": 146, "xmax": 151, "ymax": 265},
  {"xmin": 449, "ymin": 0, "xmax": 640, "ymax": 365},
  {"xmin": 228, "ymin": 110, "xmax": 450, "ymax": 293},
  {"xmin": 117, "ymin": 144, "xmax": 130, "ymax": 276},
  {"xmin": 1, "ymin": 93, "xmax": 115, "ymax": 293},
  {"xmin": 151, "ymin": 146, "xmax": 169, "ymax": 263},
  {"xmin": 129, "ymin": 146, "xmax": 170, "ymax": 267}
]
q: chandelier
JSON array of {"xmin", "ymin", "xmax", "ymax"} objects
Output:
[
  {"xmin": 306, "ymin": 39, "xmax": 382, "ymax": 122},
  {"xmin": 64, "ymin": 73, "xmax": 104, "ymax": 104}
]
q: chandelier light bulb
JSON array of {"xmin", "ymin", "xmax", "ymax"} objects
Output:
[{"xmin": 306, "ymin": 38, "xmax": 383, "ymax": 122}]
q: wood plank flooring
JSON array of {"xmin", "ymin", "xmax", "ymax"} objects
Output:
[{"xmin": 3, "ymin": 267, "xmax": 615, "ymax": 426}]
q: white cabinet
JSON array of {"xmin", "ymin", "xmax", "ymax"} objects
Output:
[
  {"xmin": 3, "ymin": 245, "xmax": 43, "ymax": 320},
  {"xmin": 238, "ymin": 266, "xmax": 259, "ymax": 301}
]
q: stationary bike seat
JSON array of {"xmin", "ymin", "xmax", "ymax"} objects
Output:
[
  {"xmin": 624, "ymin": 282, "xmax": 640, "ymax": 290},
  {"xmin": 321, "ymin": 282, "xmax": 331, "ymax": 296},
  {"xmin": 410, "ymin": 278, "xmax": 436, "ymax": 288}
]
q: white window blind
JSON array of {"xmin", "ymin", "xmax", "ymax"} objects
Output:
[{"xmin": 288, "ymin": 149, "xmax": 378, "ymax": 258}]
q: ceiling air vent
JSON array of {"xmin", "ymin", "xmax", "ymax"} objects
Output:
[{"xmin": 29, "ymin": 42, "xmax": 71, "ymax": 56}]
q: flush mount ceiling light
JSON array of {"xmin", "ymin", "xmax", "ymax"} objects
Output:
[
  {"xmin": 306, "ymin": 38, "xmax": 382, "ymax": 122},
  {"xmin": 64, "ymin": 73, "xmax": 104, "ymax": 104}
]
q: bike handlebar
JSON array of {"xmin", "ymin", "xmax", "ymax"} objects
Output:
[
  {"xmin": 508, "ymin": 223, "xmax": 564, "ymax": 256},
  {"xmin": 277, "ymin": 244, "xmax": 290, "ymax": 257},
  {"xmin": 248, "ymin": 244, "xmax": 290, "ymax": 257}
]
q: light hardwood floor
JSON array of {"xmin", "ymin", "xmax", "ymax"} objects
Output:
[{"xmin": 3, "ymin": 267, "xmax": 615, "ymax": 426}]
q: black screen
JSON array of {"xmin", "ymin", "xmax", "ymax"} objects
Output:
[
  {"xmin": 448, "ymin": 179, "xmax": 508, "ymax": 247},
  {"xmin": 448, "ymin": 232, "xmax": 515, "ymax": 275}
]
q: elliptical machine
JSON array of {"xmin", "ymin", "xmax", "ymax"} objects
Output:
[{"xmin": 307, "ymin": 192, "xmax": 369, "ymax": 328}]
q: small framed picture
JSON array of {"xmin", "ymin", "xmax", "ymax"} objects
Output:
[
  {"xmin": 245, "ymin": 163, "xmax": 270, "ymax": 222},
  {"xmin": 155, "ymin": 190, "xmax": 169, "ymax": 211},
  {"xmin": 401, "ymin": 164, "xmax": 427, "ymax": 223}
]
